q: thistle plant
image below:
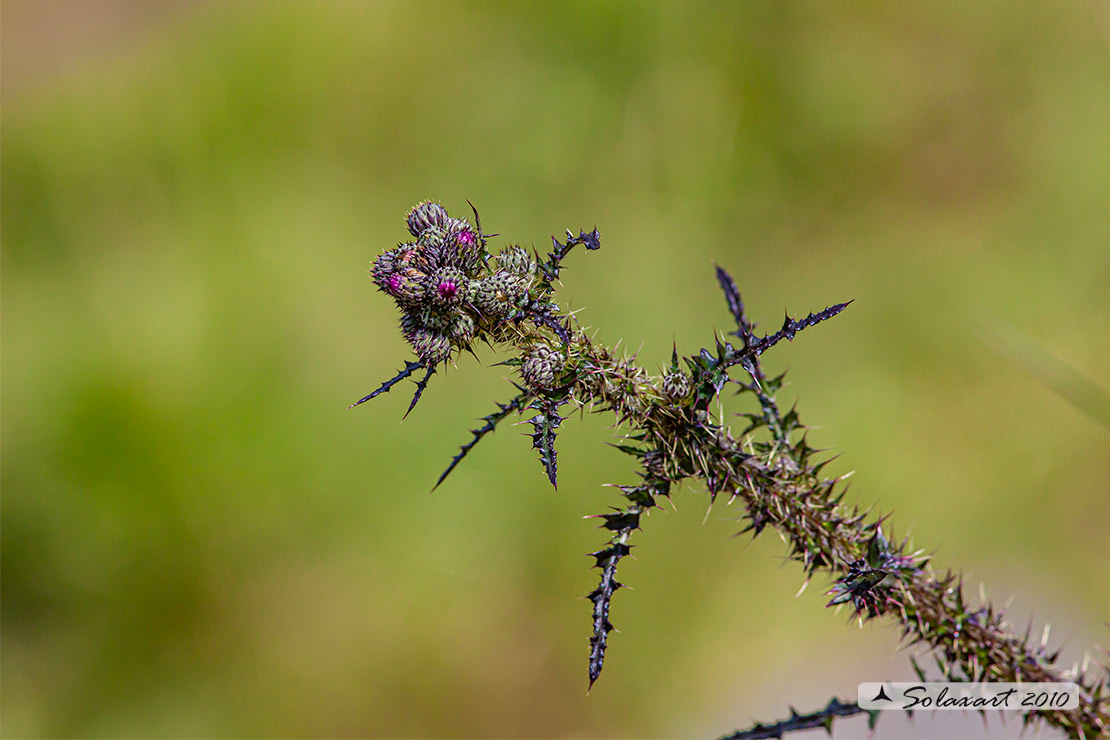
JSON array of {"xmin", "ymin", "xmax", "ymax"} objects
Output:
[{"xmin": 352, "ymin": 202, "xmax": 1109, "ymax": 739}]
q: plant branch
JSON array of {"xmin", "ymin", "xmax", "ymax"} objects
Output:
[
  {"xmin": 356, "ymin": 203, "xmax": 1110, "ymax": 739},
  {"xmin": 717, "ymin": 697, "xmax": 873, "ymax": 740}
]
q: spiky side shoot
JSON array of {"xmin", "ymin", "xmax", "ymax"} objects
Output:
[
  {"xmin": 584, "ymin": 476, "xmax": 669, "ymax": 685},
  {"xmin": 527, "ymin": 394, "xmax": 567, "ymax": 488}
]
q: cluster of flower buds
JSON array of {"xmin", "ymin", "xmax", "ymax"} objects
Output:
[{"xmin": 372, "ymin": 202, "xmax": 540, "ymax": 365}]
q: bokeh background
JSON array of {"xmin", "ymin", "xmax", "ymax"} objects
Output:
[{"xmin": 3, "ymin": 2, "xmax": 1109, "ymax": 738}]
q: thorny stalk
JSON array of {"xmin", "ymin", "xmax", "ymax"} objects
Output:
[{"xmin": 351, "ymin": 202, "xmax": 1109, "ymax": 739}]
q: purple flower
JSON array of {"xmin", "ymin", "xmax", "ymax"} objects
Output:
[{"xmin": 437, "ymin": 278, "xmax": 459, "ymax": 301}]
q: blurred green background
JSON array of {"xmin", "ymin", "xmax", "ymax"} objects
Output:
[{"xmin": 3, "ymin": 2, "xmax": 1109, "ymax": 738}]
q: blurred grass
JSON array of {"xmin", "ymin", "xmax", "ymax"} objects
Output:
[{"xmin": 2, "ymin": 1, "xmax": 1109, "ymax": 737}]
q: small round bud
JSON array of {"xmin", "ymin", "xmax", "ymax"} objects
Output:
[
  {"xmin": 371, "ymin": 246, "xmax": 412, "ymax": 291},
  {"xmin": 496, "ymin": 245, "xmax": 534, "ymax": 276},
  {"xmin": 662, "ymin": 371, "xmax": 691, "ymax": 401},
  {"xmin": 406, "ymin": 201, "xmax": 449, "ymax": 237},
  {"xmin": 475, "ymin": 271, "xmax": 525, "ymax": 318},
  {"xmin": 449, "ymin": 311, "xmax": 477, "ymax": 343},
  {"xmin": 445, "ymin": 217, "xmax": 475, "ymax": 243},
  {"xmin": 455, "ymin": 226, "xmax": 476, "ymax": 246},
  {"xmin": 446, "ymin": 218, "xmax": 481, "ymax": 272},
  {"xmin": 410, "ymin": 328, "xmax": 452, "ymax": 364},
  {"xmin": 426, "ymin": 266, "xmax": 466, "ymax": 306},
  {"xmin": 385, "ymin": 268, "xmax": 427, "ymax": 305},
  {"xmin": 372, "ymin": 246, "xmax": 431, "ymax": 306},
  {"xmin": 521, "ymin": 344, "xmax": 566, "ymax": 391},
  {"xmin": 371, "ymin": 248, "xmax": 399, "ymax": 288}
]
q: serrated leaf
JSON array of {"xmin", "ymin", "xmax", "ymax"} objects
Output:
[
  {"xmin": 587, "ymin": 537, "xmax": 630, "ymax": 688},
  {"xmin": 588, "ymin": 509, "xmax": 641, "ymax": 531},
  {"xmin": 527, "ymin": 395, "xmax": 566, "ymax": 488}
]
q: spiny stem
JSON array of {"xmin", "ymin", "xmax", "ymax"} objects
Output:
[
  {"xmin": 360, "ymin": 203, "xmax": 1110, "ymax": 739},
  {"xmin": 717, "ymin": 697, "xmax": 873, "ymax": 740}
]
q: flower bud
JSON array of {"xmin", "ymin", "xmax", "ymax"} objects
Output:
[
  {"xmin": 446, "ymin": 218, "xmax": 481, "ymax": 271},
  {"xmin": 521, "ymin": 344, "xmax": 566, "ymax": 391},
  {"xmin": 372, "ymin": 245, "xmax": 431, "ymax": 305},
  {"xmin": 662, "ymin": 371, "xmax": 691, "ymax": 401},
  {"xmin": 475, "ymin": 271, "xmax": 525, "ymax": 318},
  {"xmin": 399, "ymin": 311, "xmax": 422, "ymax": 341},
  {"xmin": 426, "ymin": 266, "xmax": 466, "ymax": 306},
  {"xmin": 386, "ymin": 268, "xmax": 426, "ymax": 305},
  {"xmin": 418, "ymin": 226, "xmax": 448, "ymax": 251},
  {"xmin": 406, "ymin": 201, "xmax": 449, "ymax": 237},
  {"xmin": 410, "ymin": 328, "xmax": 452, "ymax": 364},
  {"xmin": 449, "ymin": 311, "xmax": 477, "ymax": 343},
  {"xmin": 371, "ymin": 246, "xmax": 409, "ymax": 291},
  {"xmin": 496, "ymin": 245, "xmax": 534, "ymax": 276}
]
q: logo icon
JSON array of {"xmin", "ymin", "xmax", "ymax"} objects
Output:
[{"xmin": 871, "ymin": 685, "xmax": 893, "ymax": 703}]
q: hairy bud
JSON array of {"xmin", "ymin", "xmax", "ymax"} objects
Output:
[
  {"xmin": 406, "ymin": 201, "xmax": 449, "ymax": 237},
  {"xmin": 427, "ymin": 266, "xmax": 467, "ymax": 306},
  {"xmin": 409, "ymin": 327, "xmax": 452, "ymax": 364},
  {"xmin": 475, "ymin": 271, "xmax": 524, "ymax": 318},
  {"xmin": 522, "ymin": 344, "xmax": 566, "ymax": 391},
  {"xmin": 662, "ymin": 371, "xmax": 691, "ymax": 401},
  {"xmin": 449, "ymin": 311, "xmax": 477, "ymax": 343},
  {"xmin": 398, "ymin": 311, "xmax": 422, "ymax": 341},
  {"xmin": 496, "ymin": 245, "xmax": 534, "ymax": 276}
]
